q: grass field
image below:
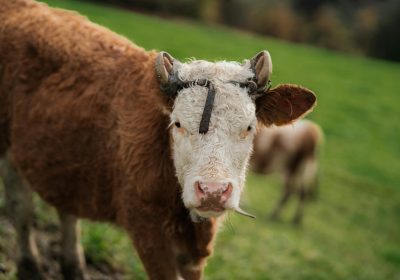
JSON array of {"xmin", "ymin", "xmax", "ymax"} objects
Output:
[{"xmin": 1, "ymin": 0, "xmax": 400, "ymax": 279}]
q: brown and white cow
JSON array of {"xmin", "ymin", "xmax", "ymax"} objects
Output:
[
  {"xmin": 0, "ymin": 1, "xmax": 316, "ymax": 279},
  {"xmin": 251, "ymin": 120, "xmax": 323, "ymax": 224}
]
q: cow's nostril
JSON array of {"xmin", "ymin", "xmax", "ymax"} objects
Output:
[
  {"xmin": 222, "ymin": 183, "xmax": 232, "ymax": 194},
  {"xmin": 195, "ymin": 181, "xmax": 204, "ymax": 194}
]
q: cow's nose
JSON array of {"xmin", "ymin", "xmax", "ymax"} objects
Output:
[{"xmin": 194, "ymin": 181, "xmax": 233, "ymax": 204}]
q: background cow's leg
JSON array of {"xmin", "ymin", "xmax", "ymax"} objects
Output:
[
  {"xmin": 270, "ymin": 175, "xmax": 293, "ymax": 220},
  {"xmin": 307, "ymin": 161, "xmax": 319, "ymax": 201},
  {"xmin": 2, "ymin": 157, "xmax": 44, "ymax": 280},
  {"xmin": 58, "ymin": 211, "xmax": 87, "ymax": 280},
  {"xmin": 293, "ymin": 155, "xmax": 318, "ymax": 224},
  {"xmin": 293, "ymin": 188, "xmax": 306, "ymax": 225}
]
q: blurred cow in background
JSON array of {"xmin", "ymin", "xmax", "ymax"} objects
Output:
[{"xmin": 251, "ymin": 119, "xmax": 323, "ymax": 224}]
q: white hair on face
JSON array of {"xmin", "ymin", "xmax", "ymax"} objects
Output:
[
  {"xmin": 170, "ymin": 59, "xmax": 257, "ymax": 217},
  {"xmin": 176, "ymin": 59, "xmax": 253, "ymax": 83}
]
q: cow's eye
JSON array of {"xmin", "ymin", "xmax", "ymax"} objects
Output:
[
  {"xmin": 239, "ymin": 125, "xmax": 254, "ymax": 139},
  {"xmin": 174, "ymin": 121, "xmax": 188, "ymax": 136}
]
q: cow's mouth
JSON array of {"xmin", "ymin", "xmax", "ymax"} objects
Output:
[
  {"xmin": 191, "ymin": 207, "xmax": 226, "ymax": 221},
  {"xmin": 196, "ymin": 205, "xmax": 225, "ymax": 212},
  {"xmin": 190, "ymin": 205, "xmax": 256, "ymax": 221}
]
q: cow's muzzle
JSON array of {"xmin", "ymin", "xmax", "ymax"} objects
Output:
[{"xmin": 194, "ymin": 181, "xmax": 233, "ymax": 213}]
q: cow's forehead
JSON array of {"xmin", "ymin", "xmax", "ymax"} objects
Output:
[
  {"xmin": 171, "ymin": 60, "xmax": 257, "ymax": 133},
  {"xmin": 176, "ymin": 60, "xmax": 254, "ymax": 82},
  {"xmin": 172, "ymin": 81, "xmax": 256, "ymax": 134}
]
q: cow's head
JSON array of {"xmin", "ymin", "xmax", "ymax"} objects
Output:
[{"xmin": 156, "ymin": 51, "xmax": 316, "ymax": 221}]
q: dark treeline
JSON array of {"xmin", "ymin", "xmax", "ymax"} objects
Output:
[{"xmin": 89, "ymin": 0, "xmax": 400, "ymax": 62}]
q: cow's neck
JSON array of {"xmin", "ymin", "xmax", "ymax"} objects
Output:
[{"xmin": 114, "ymin": 52, "xmax": 182, "ymax": 220}]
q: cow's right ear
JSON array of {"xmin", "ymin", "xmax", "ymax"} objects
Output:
[{"xmin": 255, "ymin": 84, "xmax": 316, "ymax": 126}]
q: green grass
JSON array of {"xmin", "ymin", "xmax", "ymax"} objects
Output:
[{"xmin": 4, "ymin": 0, "xmax": 400, "ymax": 279}]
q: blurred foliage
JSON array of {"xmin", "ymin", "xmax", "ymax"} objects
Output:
[
  {"xmin": 90, "ymin": 0, "xmax": 200, "ymax": 18},
  {"xmin": 369, "ymin": 0, "xmax": 400, "ymax": 61},
  {"xmin": 87, "ymin": 0, "xmax": 400, "ymax": 61},
  {"xmin": 311, "ymin": 6, "xmax": 356, "ymax": 52},
  {"xmin": 248, "ymin": 2, "xmax": 307, "ymax": 42}
]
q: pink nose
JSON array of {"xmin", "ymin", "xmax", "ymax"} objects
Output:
[{"xmin": 195, "ymin": 181, "xmax": 233, "ymax": 206}]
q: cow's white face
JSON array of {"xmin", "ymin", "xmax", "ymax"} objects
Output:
[
  {"xmin": 170, "ymin": 61, "xmax": 256, "ymax": 219},
  {"xmin": 156, "ymin": 51, "xmax": 316, "ymax": 220}
]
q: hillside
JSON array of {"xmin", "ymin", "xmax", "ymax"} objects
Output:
[{"xmin": 0, "ymin": 0, "xmax": 399, "ymax": 279}]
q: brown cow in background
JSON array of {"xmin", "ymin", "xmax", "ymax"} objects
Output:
[{"xmin": 251, "ymin": 120, "xmax": 323, "ymax": 224}]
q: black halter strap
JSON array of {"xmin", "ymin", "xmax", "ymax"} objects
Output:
[
  {"xmin": 161, "ymin": 77, "xmax": 271, "ymax": 134},
  {"xmin": 198, "ymin": 82, "xmax": 216, "ymax": 134},
  {"xmin": 170, "ymin": 79, "xmax": 215, "ymax": 134}
]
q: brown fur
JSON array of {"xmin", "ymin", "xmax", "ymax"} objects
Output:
[
  {"xmin": 0, "ymin": 0, "xmax": 215, "ymax": 278},
  {"xmin": 256, "ymin": 84, "xmax": 316, "ymax": 126}
]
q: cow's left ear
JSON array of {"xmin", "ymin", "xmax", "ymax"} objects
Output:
[{"xmin": 255, "ymin": 84, "xmax": 316, "ymax": 126}]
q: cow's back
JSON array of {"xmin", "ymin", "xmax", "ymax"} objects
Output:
[{"xmin": 252, "ymin": 120, "xmax": 322, "ymax": 174}]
